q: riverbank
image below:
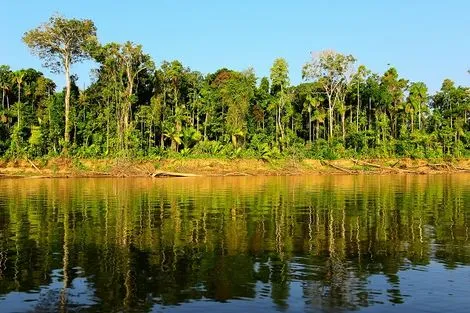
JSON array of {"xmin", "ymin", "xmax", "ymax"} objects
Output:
[{"xmin": 1, "ymin": 157, "xmax": 470, "ymax": 178}]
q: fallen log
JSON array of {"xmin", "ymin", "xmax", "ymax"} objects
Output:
[
  {"xmin": 151, "ymin": 171, "xmax": 201, "ymax": 177},
  {"xmin": 351, "ymin": 159, "xmax": 418, "ymax": 174},
  {"xmin": 455, "ymin": 166, "xmax": 470, "ymax": 172},
  {"xmin": 223, "ymin": 172, "xmax": 253, "ymax": 176},
  {"xmin": 322, "ymin": 161, "xmax": 355, "ymax": 174},
  {"xmin": 427, "ymin": 163, "xmax": 450, "ymax": 168},
  {"xmin": 27, "ymin": 158, "xmax": 41, "ymax": 173}
]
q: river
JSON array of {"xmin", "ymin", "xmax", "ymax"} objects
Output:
[{"xmin": 0, "ymin": 175, "xmax": 469, "ymax": 312}]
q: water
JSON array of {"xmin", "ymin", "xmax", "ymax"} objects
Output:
[{"xmin": 0, "ymin": 175, "xmax": 469, "ymax": 312}]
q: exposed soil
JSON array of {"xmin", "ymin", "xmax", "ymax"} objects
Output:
[{"xmin": 0, "ymin": 157, "xmax": 469, "ymax": 178}]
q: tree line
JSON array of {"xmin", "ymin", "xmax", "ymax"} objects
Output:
[{"xmin": 0, "ymin": 15, "xmax": 469, "ymax": 159}]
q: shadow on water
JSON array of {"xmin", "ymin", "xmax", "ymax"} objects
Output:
[{"xmin": 0, "ymin": 175, "xmax": 469, "ymax": 312}]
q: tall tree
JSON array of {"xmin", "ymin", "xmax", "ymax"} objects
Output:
[
  {"xmin": 302, "ymin": 50, "xmax": 355, "ymax": 141},
  {"xmin": 407, "ymin": 82, "xmax": 428, "ymax": 131},
  {"xmin": 23, "ymin": 15, "xmax": 97, "ymax": 151},
  {"xmin": 0, "ymin": 66, "xmax": 12, "ymax": 110},
  {"xmin": 270, "ymin": 58, "xmax": 290, "ymax": 146}
]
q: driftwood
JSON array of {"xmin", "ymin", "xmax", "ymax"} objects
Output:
[
  {"xmin": 151, "ymin": 171, "xmax": 200, "ymax": 178},
  {"xmin": 322, "ymin": 161, "xmax": 355, "ymax": 174},
  {"xmin": 426, "ymin": 163, "xmax": 470, "ymax": 172},
  {"xmin": 27, "ymin": 158, "xmax": 41, "ymax": 173},
  {"xmin": 351, "ymin": 159, "xmax": 418, "ymax": 174},
  {"xmin": 223, "ymin": 172, "xmax": 253, "ymax": 176},
  {"xmin": 455, "ymin": 166, "xmax": 470, "ymax": 172}
]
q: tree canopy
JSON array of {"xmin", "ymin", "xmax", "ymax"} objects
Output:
[{"xmin": 0, "ymin": 14, "xmax": 468, "ymax": 160}]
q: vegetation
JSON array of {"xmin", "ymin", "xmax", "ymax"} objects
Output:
[{"xmin": 1, "ymin": 15, "xmax": 469, "ymax": 161}]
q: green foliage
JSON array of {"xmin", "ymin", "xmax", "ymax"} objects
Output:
[
  {"xmin": 0, "ymin": 20, "xmax": 466, "ymax": 160},
  {"xmin": 28, "ymin": 126, "xmax": 43, "ymax": 157}
]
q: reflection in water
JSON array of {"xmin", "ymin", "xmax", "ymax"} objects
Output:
[{"xmin": 0, "ymin": 175, "xmax": 469, "ymax": 312}]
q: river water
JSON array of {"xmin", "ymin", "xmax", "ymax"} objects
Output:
[{"xmin": 0, "ymin": 175, "xmax": 469, "ymax": 312}]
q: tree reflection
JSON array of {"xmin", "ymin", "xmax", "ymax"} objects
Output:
[{"xmin": 0, "ymin": 175, "xmax": 469, "ymax": 312}]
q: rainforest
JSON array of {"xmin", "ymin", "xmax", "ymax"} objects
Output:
[{"xmin": 0, "ymin": 15, "xmax": 469, "ymax": 165}]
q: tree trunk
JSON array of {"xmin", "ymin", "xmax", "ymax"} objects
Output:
[
  {"xmin": 341, "ymin": 111, "xmax": 346, "ymax": 142},
  {"xmin": 328, "ymin": 107, "xmax": 333, "ymax": 141},
  {"xmin": 316, "ymin": 120, "xmax": 319, "ymax": 140},
  {"xmin": 17, "ymin": 82, "xmax": 21, "ymax": 104},
  {"xmin": 418, "ymin": 104, "xmax": 421, "ymax": 130},
  {"xmin": 308, "ymin": 108, "xmax": 312, "ymax": 142},
  {"xmin": 231, "ymin": 134, "xmax": 237, "ymax": 147},
  {"xmin": 275, "ymin": 107, "xmax": 279, "ymax": 143},
  {"xmin": 356, "ymin": 82, "xmax": 360, "ymax": 132},
  {"xmin": 124, "ymin": 65, "xmax": 134, "ymax": 151},
  {"xmin": 356, "ymin": 98, "xmax": 360, "ymax": 132},
  {"xmin": 64, "ymin": 58, "xmax": 71, "ymax": 151},
  {"xmin": 106, "ymin": 111, "xmax": 110, "ymax": 155},
  {"xmin": 204, "ymin": 113, "xmax": 208, "ymax": 140},
  {"xmin": 327, "ymin": 95, "xmax": 334, "ymax": 141},
  {"xmin": 173, "ymin": 87, "xmax": 181, "ymax": 149}
]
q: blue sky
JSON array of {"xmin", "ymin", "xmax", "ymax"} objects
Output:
[{"xmin": 1, "ymin": 0, "xmax": 469, "ymax": 92}]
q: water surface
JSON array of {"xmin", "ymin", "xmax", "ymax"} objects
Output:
[{"xmin": 0, "ymin": 175, "xmax": 469, "ymax": 312}]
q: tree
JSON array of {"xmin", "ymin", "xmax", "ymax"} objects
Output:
[
  {"xmin": 351, "ymin": 65, "xmax": 369, "ymax": 132},
  {"xmin": 12, "ymin": 70, "xmax": 25, "ymax": 104},
  {"xmin": 119, "ymin": 42, "xmax": 154, "ymax": 145},
  {"xmin": 302, "ymin": 50, "xmax": 356, "ymax": 141},
  {"xmin": 270, "ymin": 58, "xmax": 290, "ymax": 146},
  {"xmin": 23, "ymin": 15, "xmax": 97, "ymax": 151},
  {"xmin": 219, "ymin": 69, "xmax": 255, "ymax": 147},
  {"xmin": 0, "ymin": 66, "xmax": 12, "ymax": 110},
  {"xmin": 407, "ymin": 82, "xmax": 428, "ymax": 131},
  {"xmin": 380, "ymin": 68, "xmax": 408, "ymax": 138}
]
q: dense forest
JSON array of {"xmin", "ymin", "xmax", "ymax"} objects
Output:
[{"xmin": 1, "ymin": 15, "xmax": 469, "ymax": 160}]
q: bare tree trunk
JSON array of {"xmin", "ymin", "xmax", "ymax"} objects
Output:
[
  {"xmin": 17, "ymin": 82, "xmax": 21, "ymax": 104},
  {"xmin": 418, "ymin": 105, "xmax": 421, "ymax": 130},
  {"xmin": 106, "ymin": 110, "xmax": 110, "ymax": 155},
  {"xmin": 124, "ymin": 65, "xmax": 135, "ymax": 151},
  {"xmin": 328, "ymin": 107, "xmax": 333, "ymax": 141},
  {"xmin": 64, "ymin": 59, "xmax": 71, "ymax": 151},
  {"xmin": 356, "ymin": 81, "xmax": 360, "ymax": 132},
  {"xmin": 275, "ymin": 106, "xmax": 279, "ymax": 143},
  {"xmin": 341, "ymin": 111, "xmax": 346, "ymax": 141},
  {"xmin": 308, "ymin": 109, "xmax": 312, "ymax": 142},
  {"xmin": 327, "ymin": 95, "xmax": 334, "ymax": 141},
  {"xmin": 204, "ymin": 113, "xmax": 208, "ymax": 140},
  {"xmin": 316, "ymin": 121, "xmax": 320, "ymax": 140}
]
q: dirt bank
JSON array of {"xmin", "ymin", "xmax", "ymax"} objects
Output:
[{"xmin": 0, "ymin": 157, "xmax": 469, "ymax": 178}]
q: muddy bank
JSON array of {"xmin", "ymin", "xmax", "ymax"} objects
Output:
[{"xmin": 0, "ymin": 158, "xmax": 469, "ymax": 178}]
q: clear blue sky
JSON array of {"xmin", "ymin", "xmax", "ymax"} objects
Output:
[{"xmin": 2, "ymin": 0, "xmax": 469, "ymax": 92}]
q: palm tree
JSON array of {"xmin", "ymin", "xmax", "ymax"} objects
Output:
[
  {"xmin": 304, "ymin": 95, "xmax": 321, "ymax": 142},
  {"xmin": 312, "ymin": 108, "xmax": 327, "ymax": 140},
  {"xmin": 13, "ymin": 71, "xmax": 25, "ymax": 104},
  {"xmin": 12, "ymin": 71, "xmax": 25, "ymax": 129},
  {"xmin": 163, "ymin": 122, "xmax": 181, "ymax": 152},
  {"xmin": 0, "ymin": 81, "xmax": 9, "ymax": 110},
  {"xmin": 181, "ymin": 127, "xmax": 202, "ymax": 149}
]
